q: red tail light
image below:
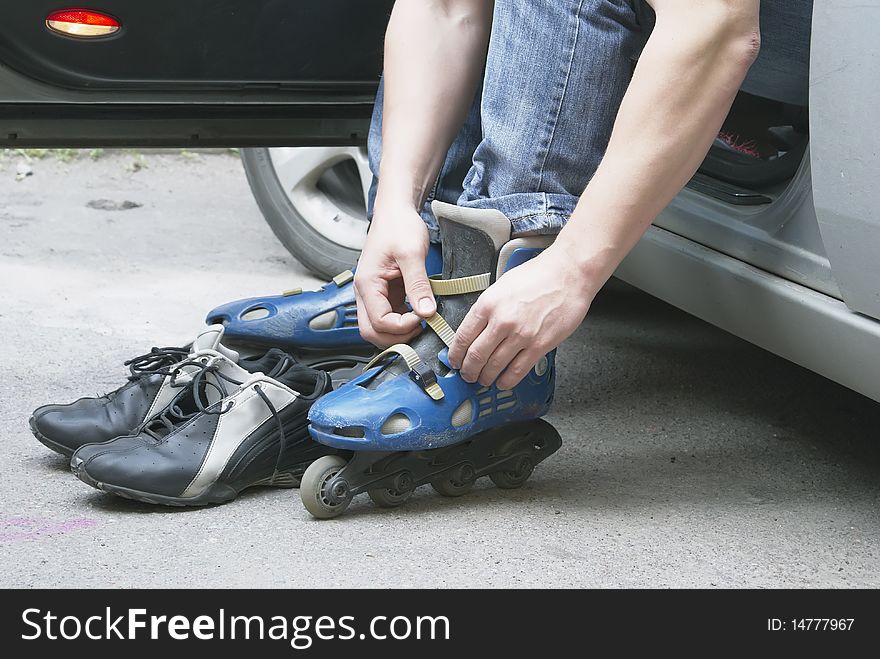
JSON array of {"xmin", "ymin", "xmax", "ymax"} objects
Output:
[{"xmin": 46, "ymin": 9, "xmax": 121, "ymax": 38}]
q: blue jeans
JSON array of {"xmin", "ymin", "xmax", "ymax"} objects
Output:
[
  {"xmin": 368, "ymin": 0, "xmax": 651, "ymax": 241},
  {"xmin": 367, "ymin": 0, "xmax": 811, "ymax": 241}
]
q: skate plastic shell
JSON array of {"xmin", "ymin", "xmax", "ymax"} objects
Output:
[
  {"xmin": 307, "ymin": 245, "xmax": 555, "ymax": 452},
  {"xmin": 205, "ymin": 242, "xmax": 443, "ymax": 351}
]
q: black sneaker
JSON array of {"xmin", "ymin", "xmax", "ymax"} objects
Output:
[
  {"xmin": 70, "ymin": 357, "xmax": 336, "ymax": 506},
  {"xmin": 69, "ymin": 345, "xmax": 304, "ymax": 464},
  {"xmin": 29, "ymin": 325, "xmax": 281, "ymax": 457}
]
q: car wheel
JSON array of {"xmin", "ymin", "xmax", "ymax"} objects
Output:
[{"xmin": 240, "ymin": 147, "xmax": 371, "ymax": 280}]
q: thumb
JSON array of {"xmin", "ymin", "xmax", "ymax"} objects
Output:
[{"xmin": 398, "ymin": 252, "xmax": 436, "ymax": 318}]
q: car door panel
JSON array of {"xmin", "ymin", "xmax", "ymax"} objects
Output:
[
  {"xmin": 809, "ymin": 0, "xmax": 880, "ymax": 320},
  {"xmin": 0, "ymin": 0, "xmax": 391, "ymax": 90},
  {"xmin": 0, "ymin": 0, "xmax": 392, "ymax": 146}
]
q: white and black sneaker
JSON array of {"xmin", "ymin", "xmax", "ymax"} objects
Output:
[
  {"xmin": 70, "ymin": 355, "xmax": 336, "ymax": 506},
  {"xmin": 28, "ymin": 325, "xmax": 281, "ymax": 457}
]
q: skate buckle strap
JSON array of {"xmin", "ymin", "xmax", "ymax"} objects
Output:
[
  {"xmin": 425, "ymin": 313, "xmax": 456, "ymax": 348},
  {"xmin": 332, "ymin": 270, "xmax": 354, "ymax": 287},
  {"xmin": 428, "ymin": 273, "xmax": 490, "ymax": 296},
  {"xmin": 423, "ymin": 273, "xmax": 491, "ymax": 349},
  {"xmin": 360, "ymin": 274, "xmax": 491, "ymax": 401},
  {"xmin": 363, "ymin": 344, "xmax": 444, "ymax": 400}
]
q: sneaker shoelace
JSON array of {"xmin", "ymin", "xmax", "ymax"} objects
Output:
[
  {"xmin": 253, "ymin": 353, "xmax": 296, "ymax": 480},
  {"xmin": 124, "ymin": 346, "xmax": 192, "ymax": 381},
  {"xmin": 96, "ymin": 346, "xmax": 190, "ymax": 401},
  {"xmin": 142, "ymin": 357, "xmax": 293, "ymax": 482},
  {"xmin": 142, "ymin": 358, "xmax": 243, "ymax": 439}
]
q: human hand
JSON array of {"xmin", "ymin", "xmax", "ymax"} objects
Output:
[
  {"xmin": 354, "ymin": 203, "xmax": 437, "ymax": 347},
  {"xmin": 447, "ymin": 244, "xmax": 597, "ymax": 389}
]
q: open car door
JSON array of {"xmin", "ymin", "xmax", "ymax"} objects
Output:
[{"xmin": 0, "ymin": 0, "xmax": 392, "ymax": 147}]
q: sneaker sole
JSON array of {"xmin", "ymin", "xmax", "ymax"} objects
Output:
[
  {"xmin": 70, "ymin": 455, "xmax": 302, "ymax": 507},
  {"xmin": 29, "ymin": 416, "xmax": 76, "ymax": 458}
]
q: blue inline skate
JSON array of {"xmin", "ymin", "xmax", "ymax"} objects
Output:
[
  {"xmin": 205, "ymin": 243, "xmax": 443, "ymax": 356},
  {"xmin": 300, "ymin": 201, "xmax": 561, "ymax": 518}
]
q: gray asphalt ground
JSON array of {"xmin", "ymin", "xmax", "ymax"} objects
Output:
[{"xmin": 1, "ymin": 150, "xmax": 878, "ymax": 588}]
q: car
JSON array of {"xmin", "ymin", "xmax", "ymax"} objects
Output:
[{"xmin": 1, "ymin": 1, "xmax": 878, "ymax": 403}]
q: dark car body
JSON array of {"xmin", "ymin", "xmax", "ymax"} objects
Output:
[{"xmin": 0, "ymin": 0, "xmax": 391, "ymax": 146}]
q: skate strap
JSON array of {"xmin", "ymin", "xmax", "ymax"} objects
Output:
[
  {"xmin": 424, "ymin": 273, "xmax": 491, "ymax": 349},
  {"xmin": 360, "ymin": 274, "xmax": 491, "ymax": 401},
  {"xmin": 363, "ymin": 344, "xmax": 444, "ymax": 400},
  {"xmin": 425, "ymin": 313, "xmax": 456, "ymax": 348},
  {"xmin": 429, "ymin": 273, "xmax": 491, "ymax": 296},
  {"xmin": 332, "ymin": 270, "xmax": 354, "ymax": 287}
]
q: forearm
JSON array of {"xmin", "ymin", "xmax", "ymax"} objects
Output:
[
  {"xmin": 555, "ymin": 0, "xmax": 760, "ymax": 295},
  {"xmin": 376, "ymin": 0, "xmax": 493, "ymax": 213}
]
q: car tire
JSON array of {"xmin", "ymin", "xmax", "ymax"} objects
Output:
[{"xmin": 240, "ymin": 147, "xmax": 371, "ymax": 280}]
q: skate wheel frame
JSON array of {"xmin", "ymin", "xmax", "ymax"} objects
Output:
[{"xmin": 301, "ymin": 418, "xmax": 562, "ymax": 518}]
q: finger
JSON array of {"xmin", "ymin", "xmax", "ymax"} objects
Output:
[
  {"xmin": 356, "ymin": 275, "xmax": 422, "ymax": 336},
  {"xmin": 354, "ymin": 293, "xmax": 382, "ymax": 347},
  {"xmin": 497, "ymin": 349, "xmax": 544, "ymax": 390},
  {"xmin": 476, "ymin": 337, "xmax": 524, "ymax": 387},
  {"xmin": 459, "ymin": 322, "xmax": 505, "ymax": 384},
  {"xmin": 448, "ymin": 304, "xmax": 488, "ymax": 369},
  {"xmin": 354, "ymin": 294, "xmax": 421, "ymax": 348},
  {"xmin": 397, "ymin": 251, "xmax": 436, "ymax": 318}
]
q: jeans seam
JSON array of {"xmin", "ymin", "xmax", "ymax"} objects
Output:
[
  {"xmin": 509, "ymin": 211, "xmax": 570, "ymax": 222},
  {"xmin": 425, "ymin": 177, "xmax": 439, "ymax": 204},
  {"xmin": 536, "ymin": 0, "xmax": 584, "ymax": 192}
]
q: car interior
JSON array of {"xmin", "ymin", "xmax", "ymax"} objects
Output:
[
  {"xmin": 694, "ymin": 3, "xmax": 812, "ymax": 205},
  {"xmin": 646, "ymin": 2, "xmax": 832, "ymax": 304}
]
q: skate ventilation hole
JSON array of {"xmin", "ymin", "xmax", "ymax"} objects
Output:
[
  {"xmin": 534, "ymin": 355, "xmax": 549, "ymax": 377},
  {"xmin": 475, "ymin": 389, "xmax": 518, "ymax": 418},
  {"xmin": 450, "ymin": 400, "xmax": 473, "ymax": 427},
  {"xmin": 334, "ymin": 426, "xmax": 365, "ymax": 438},
  {"xmin": 309, "ymin": 310, "xmax": 337, "ymax": 330},
  {"xmin": 381, "ymin": 413, "xmax": 411, "ymax": 435},
  {"xmin": 240, "ymin": 307, "xmax": 270, "ymax": 321},
  {"xmin": 342, "ymin": 303, "xmax": 358, "ymax": 328}
]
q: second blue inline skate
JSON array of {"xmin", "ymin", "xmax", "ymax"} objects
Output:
[{"xmin": 300, "ymin": 201, "xmax": 562, "ymax": 518}]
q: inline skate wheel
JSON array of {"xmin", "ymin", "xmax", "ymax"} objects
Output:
[
  {"xmin": 431, "ymin": 464, "xmax": 477, "ymax": 497},
  {"xmin": 489, "ymin": 455, "xmax": 534, "ymax": 489},
  {"xmin": 367, "ymin": 488, "xmax": 413, "ymax": 508},
  {"xmin": 300, "ymin": 455, "xmax": 352, "ymax": 519}
]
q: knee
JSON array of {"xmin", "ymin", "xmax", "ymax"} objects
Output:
[
  {"xmin": 723, "ymin": 1, "xmax": 761, "ymax": 65},
  {"xmin": 652, "ymin": 0, "xmax": 761, "ymax": 67},
  {"xmin": 432, "ymin": 0, "xmax": 494, "ymax": 29}
]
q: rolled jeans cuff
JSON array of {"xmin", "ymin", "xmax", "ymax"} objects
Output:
[{"xmin": 459, "ymin": 192, "xmax": 577, "ymax": 237}]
